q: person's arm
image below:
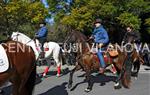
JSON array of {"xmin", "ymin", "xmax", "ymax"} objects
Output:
[{"xmin": 90, "ymin": 29, "xmax": 95, "ymax": 39}]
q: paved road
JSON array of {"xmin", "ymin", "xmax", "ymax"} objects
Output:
[
  {"xmin": 33, "ymin": 65, "xmax": 150, "ymax": 95},
  {"xmin": 1, "ymin": 65, "xmax": 150, "ymax": 95}
]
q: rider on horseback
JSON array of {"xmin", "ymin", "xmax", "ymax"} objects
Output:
[
  {"xmin": 122, "ymin": 26, "xmax": 141, "ymax": 80},
  {"xmin": 123, "ymin": 26, "xmax": 140, "ymax": 44},
  {"xmin": 123, "ymin": 25, "xmax": 141, "ymax": 57},
  {"xmin": 35, "ymin": 20, "xmax": 48, "ymax": 59},
  {"xmin": 90, "ymin": 18, "xmax": 109, "ymax": 74}
]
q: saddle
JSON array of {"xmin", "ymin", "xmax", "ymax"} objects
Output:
[
  {"xmin": 90, "ymin": 50, "xmax": 113, "ymax": 65},
  {"xmin": 107, "ymin": 44, "xmax": 119, "ymax": 57},
  {"xmin": 90, "ymin": 47, "xmax": 118, "ymax": 57},
  {"xmin": 35, "ymin": 40, "xmax": 49, "ymax": 59},
  {"xmin": 35, "ymin": 40, "xmax": 49, "ymax": 52},
  {"xmin": 108, "ymin": 50, "xmax": 119, "ymax": 57}
]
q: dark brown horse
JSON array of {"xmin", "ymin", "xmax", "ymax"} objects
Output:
[
  {"xmin": 65, "ymin": 30, "xmax": 143, "ymax": 92},
  {"xmin": 0, "ymin": 40, "xmax": 36, "ymax": 95}
]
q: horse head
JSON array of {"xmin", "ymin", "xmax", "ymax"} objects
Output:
[
  {"xmin": 65, "ymin": 30, "xmax": 87, "ymax": 43},
  {"xmin": 11, "ymin": 32, "xmax": 19, "ymax": 41},
  {"xmin": 11, "ymin": 32, "xmax": 32, "ymax": 44}
]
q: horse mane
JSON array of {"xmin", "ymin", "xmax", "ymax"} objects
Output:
[
  {"xmin": 16, "ymin": 32, "xmax": 31, "ymax": 41},
  {"xmin": 73, "ymin": 30, "xmax": 87, "ymax": 42},
  {"xmin": 65, "ymin": 30, "xmax": 87, "ymax": 43},
  {"xmin": 11, "ymin": 32, "xmax": 32, "ymax": 44}
]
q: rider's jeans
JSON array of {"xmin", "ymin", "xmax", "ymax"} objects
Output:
[{"xmin": 97, "ymin": 48, "xmax": 106, "ymax": 68}]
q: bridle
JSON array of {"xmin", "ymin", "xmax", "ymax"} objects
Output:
[{"xmin": 12, "ymin": 33, "xmax": 33, "ymax": 45}]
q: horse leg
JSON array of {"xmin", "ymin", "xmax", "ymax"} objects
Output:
[
  {"xmin": 40, "ymin": 59, "xmax": 50, "ymax": 78},
  {"xmin": 122, "ymin": 59, "xmax": 132, "ymax": 88},
  {"xmin": 114, "ymin": 68, "xmax": 124, "ymax": 89},
  {"xmin": 22, "ymin": 66, "xmax": 36, "ymax": 95},
  {"xmin": 11, "ymin": 76, "xmax": 21, "ymax": 95},
  {"xmin": 52, "ymin": 47, "xmax": 63, "ymax": 77},
  {"xmin": 84, "ymin": 70, "xmax": 92, "ymax": 92},
  {"xmin": 68, "ymin": 64, "xmax": 81, "ymax": 89},
  {"xmin": 132, "ymin": 60, "xmax": 140, "ymax": 79},
  {"xmin": 17, "ymin": 73, "xmax": 30, "ymax": 95},
  {"xmin": 56, "ymin": 65, "xmax": 61, "ymax": 77},
  {"xmin": 42, "ymin": 66, "xmax": 50, "ymax": 77},
  {"xmin": 114, "ymin": 63, "xmax": 132, "ymax": 89},
  {"xmin": 53, "ymin": 55, "xmax": 62, "ymax": 77}
]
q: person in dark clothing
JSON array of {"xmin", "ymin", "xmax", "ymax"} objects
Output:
[
  {"xmin": 123, "ymin": 26, "xmax": 141, "ymax": 44},
  {"xmin": 35, "ymin": 21, "xmax": 48, "ymax": 58},
  {"xmin": 122, "ymin": 26, "xmax": 141, "ymax": 55},
  {"xmin": 122, "ymin": 26, "xmax": 141, "ymax": 82}
]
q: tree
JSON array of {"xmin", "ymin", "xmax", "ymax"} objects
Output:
[
  {"xmin": 51, "ymin": 0, "xmax": 150, "ymax": 42},
  {"xmin": 0, "ymin": 0, "xmax": 48, "ymax": 36}
]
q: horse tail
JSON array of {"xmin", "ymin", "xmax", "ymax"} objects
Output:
[
  {"xmin": 25, "ymin": 64, "xmax": 36, "ymax": 95},
  {"xmin": 122, "ymin": 57, "xmax": 132, "ymax": 88},
  {"xmin": 59, "ymin": 48, "xmax": 65, "ymax": 65}
]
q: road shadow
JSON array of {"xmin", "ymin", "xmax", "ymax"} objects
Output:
[
  {"xmin": 70, "ymin": 74, "xmax": 117, "ymax": 91},
  {"xmin": 39, "ymin": 82, "xmax": 68, "ymax": 95},
  {"xmin": 35, "ymin": 74, "xmax": 42, "ymax": 85}
]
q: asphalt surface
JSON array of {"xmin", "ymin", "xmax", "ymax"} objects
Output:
[
  {"xmin": 33, "ymin": 65, "xmax": 150, "ymax": 95},
  {"xmin": 1, "ymin": 65, "xmax": 150, "ymax": 95}
]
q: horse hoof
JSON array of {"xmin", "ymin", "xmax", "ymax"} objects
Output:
[
  {"xmin": 114, "ymin": 85, "xmax": 122, "ymax": 89},
  {"xmin": 68, "ymin": 84, "xmax": 72, "ymax": 89},
  {"xmin": 0, "ymin": 90, "xmax": 4, "ymax": 94},
  {"xmin": 41, "ymin": 77, "xmax": 45, "ymax": 81},
  {"xmin": 134, "ymin": 77, "xmax": 138, "ymax": 80},
  {"xmin": 100, "ymin": 82, "xmax": 106, "ymax": 86},
  {"xmin": 84, "ymin": 88, "xmax": 91, "ymax": 92},
  {"xmin": 56, "ymin": 74, "xmax": 61, "ymax": 77}
]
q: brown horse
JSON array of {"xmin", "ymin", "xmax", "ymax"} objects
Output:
[
  {"xmin": 0, "ymin": 40, "xmax": 36, "ymax": 95},
  {"xmin": 65, "ymin": 30, "xmax": 143, "ymax": 92}
]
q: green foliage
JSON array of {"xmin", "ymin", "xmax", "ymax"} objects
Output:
[
  {"xmin": 117, "ymin": 12, "xmax": 141, "ymax": 29},
  {"xmin": 0, "ymin": 0, "xmax": 48, "ymax": 34},
  {"xmin": 54, "ymin": 0, "xmax": 149, "ymax": 33},
  {"xmin": 125, "ymin": 0, "xmax": 150, "ymax": 15},
  {"xmin": 18, "ymin": 23, "xmax": 35, "ymax": 38},
  {"xmin": 0, "ymin": 0, "xmax": 149, "ymax": 41},
  {"xmin": 61, "ymin": 6, "xmax": 93, "ymax": 31},
  {"xmin": 144, "ymin": 18, "xmax": 150, "ymax": 33}
]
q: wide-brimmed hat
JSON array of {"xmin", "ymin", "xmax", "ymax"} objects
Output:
[
  {"xmin": 39, "ymin": 20, "xmax": 46, "ymax": 25},
  {"xmin": 94, "ymin": 18, "xmax": 102, "ymax": 24}
]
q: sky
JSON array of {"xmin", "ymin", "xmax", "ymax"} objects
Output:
[
  {"xmin": 4, "ymin": 0, "xmax": 72, "ymax": 25},
  {"xmin": 41, "ymin": 0, "xmax": 72, "ymax": 25}
]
